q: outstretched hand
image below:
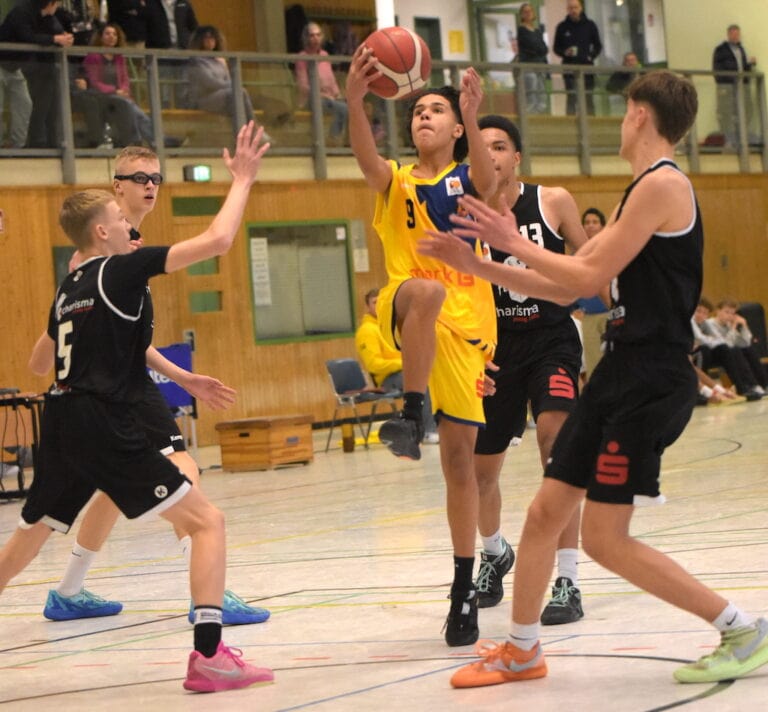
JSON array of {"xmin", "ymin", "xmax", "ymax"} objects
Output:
[
  {"xmin": 449, "ymin": 194, "xmax": 526, "ymax": 256},
  {"xmin": 346, "ymin": 45, "xmax": 382, "ymax": 103},
  {"xmin": 184, "ymin": 373, "xmax": 237, "ymax": 410},
  {"xmin": 223, "ymin": 121, "xmax": 270, "ymax": 184},
  {"xmin": 418, "ymin": 229, "xmax": 481, "ymax": 275},
  {"xmin": 459, "ymin": 67, "xmax": 484, "ymax": 120}
]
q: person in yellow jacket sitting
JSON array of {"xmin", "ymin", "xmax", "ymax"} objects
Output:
[{"xmin": 355, "ymin": 288, "xmax": 439, "ymax": 443}]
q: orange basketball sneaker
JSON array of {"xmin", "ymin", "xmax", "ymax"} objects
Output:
[{"xmin": 450, "ymin": 639, "xmax": 547, "ymax": 688}]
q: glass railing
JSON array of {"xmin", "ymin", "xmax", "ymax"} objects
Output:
[{"xmin": 0, "ymin": 43, "xmax": 765, "ymax": 181}]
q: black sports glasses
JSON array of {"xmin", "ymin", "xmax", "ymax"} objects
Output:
[{"xmin": 114, "ymin": 172, "xmax": 164, "ymax": 185}]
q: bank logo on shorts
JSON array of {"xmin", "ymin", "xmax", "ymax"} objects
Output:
[
  {"xmin": 596, "ymin": 441, "xmax": 629, "ymax": 486},
  {"xmin": 154, "ymin": 485, "xmax": 169, "ymax": 499},
  {"xmin": 445, "ymin": 176, "xmax": 464, "ymax": 196},
  {"xmin": 549, "ymin": 368, "xmax": 575, "ymax": 399}
]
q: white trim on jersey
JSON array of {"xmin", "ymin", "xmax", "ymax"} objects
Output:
[
  {"xmin": 649, "ymin": 160, "xmax": 698, "ymax": 238},
  {"xmin": 97, "ymin": 257, "xmax": 144, "ymax": 322},
  {"xmin": 521, "ymin": 182, "xmax": 565, "ymax": 242}
]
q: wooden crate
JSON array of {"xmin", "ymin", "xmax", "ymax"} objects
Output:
[{"xmin": 215, "ymin": 414, "xmax": 314, "ymax": 471}]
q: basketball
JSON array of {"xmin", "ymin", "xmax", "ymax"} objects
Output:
[{"xmin": 364, "ymin": 27, "xmax": 431, "ymax": 100}]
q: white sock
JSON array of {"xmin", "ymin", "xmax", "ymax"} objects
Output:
[
  {"xmin": 57, "ymin": 543, "xmax": 97, "ymax": 596},
  {"xmin": 481, "ymin": 529, "xmax": 505, "ymax": 556},
  {"xmin": 509, "ymin": 621, "xmax": 539, "ymax": 651},
  {"xmin": 712, "ymin": 602, "xmax": 754, "ymax": 632},
  {"xmin": 179, "ymin": 535, "xmax": 192, "ymax": 567},
  {"xmin": 557, "ymin": 548, "xmax": 579, "ymax": 585}
]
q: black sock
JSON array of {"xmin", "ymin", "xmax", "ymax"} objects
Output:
[
  {"xmin": 451, "ymin": 556, "xmax": 475, "ymax": 598},
  {"xmin": 403, "ymin": 392, "xmax": 425, "ymax": 421},
  {"xmin": 192, "ymin": 606, "xmax": 223, "ymax": 657}
]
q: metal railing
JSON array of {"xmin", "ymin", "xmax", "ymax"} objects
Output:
[{"xmin": 0, "ymin": 43, "xmax": 765, "ymax": 182}]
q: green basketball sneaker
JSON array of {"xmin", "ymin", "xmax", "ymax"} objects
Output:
[{"xmin": 674, "ymin": 618, "xmax": 768, "ymax": 683}]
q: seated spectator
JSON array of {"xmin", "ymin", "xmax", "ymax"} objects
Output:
[
  {"xmin": 355, "ymin": 288, "xmax": 439, "ymax": 444},
  {"xmin": 606, "ymin": 51, "xmax": 640, "ymax": 94},
  {"xmin": 187, "ymin": 25, "xmax": 271, "ymax": 142},
  {"xmin": 691, "ymin": 297, "xmax": 763, "ymax": 400},
  {"xmin": 294, "ymin": 22, "xmax": 348, "ymax": 145},
  {"xmin": 707, "ymin": 298, "xmax": 767, "ymax": 393},
  {"xmin": 69, "ymin": 60, "xmax": 109, "ymax": 147},
  {"xmin": 692, "ymin": 360, "xmax": 743, "ymax": 406},
  {"xmin": 84, "ymin": 22, "xmax": 154, "ymax": 146}
]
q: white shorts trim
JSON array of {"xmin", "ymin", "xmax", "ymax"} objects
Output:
[
  {"xmin": 633, "ymin": 493, "xmax": 667, "ymax": 507},
  {"xmin": 19, "ymin": 514, "xmax": 70, "ymax": 534},
  {"xmin": 136, "ymin": 480, "xmax": 193, "ymax": 520}
]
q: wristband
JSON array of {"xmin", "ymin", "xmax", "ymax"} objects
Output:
[{"xmin": 700, "ymin": 385, "xmax": 714, "ymax": 399}]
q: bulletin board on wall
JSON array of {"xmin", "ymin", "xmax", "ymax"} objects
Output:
[{"xmin": 246, "ymin": 220, "xmax": 356, "ymax": 343}]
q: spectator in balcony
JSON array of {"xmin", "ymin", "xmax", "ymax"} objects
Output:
[
  {"xmin": 145, "ymin": 0, "xmax": 198, "ymax": 107},
  {"xmin": 84, "ymin": 22, "xmax": 154, "ymax": 145},
  {"xmin": 295, "ymin": 22, "xmax": 348, "ymax": 145},
  {"xmin": 553, "ymin": 0, "xmax": 602, "ymax": 116},
  {"xmin": 516, "ymin": 3, "xmax": 549, "ymax": 114},
  {"xmin": 107, "ymin": 0, "xmax": 149, "ymax": 47},
  {"xmin": 712, "ymin": 25, "xmax": 758, "ymax": 149},
  {"xmin": 606, "ymin": 51, "xmax": 640, "ymax": 94},
  {"xmin": 186, "ymin": 25, "xmax": 270, "ymax": 143},
  {"xmin": 0, "ymin": 0, "xmax": 75, "ymax": 148}
]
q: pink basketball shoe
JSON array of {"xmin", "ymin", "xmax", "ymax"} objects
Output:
[{"xmin": 183, "ymin": 642, "xmax": 274, "ymax": 693}]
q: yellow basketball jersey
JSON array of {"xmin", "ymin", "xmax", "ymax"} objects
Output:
[{"xmin": 373, "ymin": 160, "xmax": 496, "ymax": 354}]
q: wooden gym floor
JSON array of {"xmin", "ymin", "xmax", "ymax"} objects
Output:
[{"xmin": 1, "ymin": 398, "xmax": 766, "ymax": 711}]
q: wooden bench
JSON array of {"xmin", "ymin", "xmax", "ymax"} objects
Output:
[{"xmin": 216, "ymin": 414, "xmax": 314, "ymax": 471}]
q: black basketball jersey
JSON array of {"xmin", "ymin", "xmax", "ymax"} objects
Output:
[
  {"xmin": 604, "ymin": 159, "xmax": 703, "ymax": 348},
  {"xmin": 47, "ymin": 246, "xmax": 170, "ymax": 403},
  {"xmin": 489, "ymin": 183, "xmax": 571, "ymax": 331}
]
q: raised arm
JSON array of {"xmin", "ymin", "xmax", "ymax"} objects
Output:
[
  {"xmin": 346, "ymin": 45, "xmax": 393, "ymax": 193},
  {"xmin": 164, "ymin": 122, "xmax": 269, "ymax": 274},
  {"xmin": 461, "ymin": 68, "xmax": 496, "ymax": 200}
]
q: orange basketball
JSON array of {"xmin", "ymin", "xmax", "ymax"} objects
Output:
[{"xmin": 364, "ymin": 27, "xmax": 431, "ymax": 100}]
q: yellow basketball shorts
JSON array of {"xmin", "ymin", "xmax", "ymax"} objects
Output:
[{"xmin": 377, "ymin": 282, "xmax": 487, "ymax": 426}]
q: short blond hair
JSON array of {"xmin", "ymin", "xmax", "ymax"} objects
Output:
[
  {"xmin": 59, "ymin": 190, "xmax": 116, "ymax": 250},
  {"xmin": 114, "ymin": 146, "xmax": 159, "ymax": 174}
]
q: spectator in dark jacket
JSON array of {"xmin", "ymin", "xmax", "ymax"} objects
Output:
[
  {"xmin": 553, "ymin": 0, "xmax": 602, "ymax": 115},
  {"xmin": 712, "ymin": 25, "xmax": 758, "ymax": 148},
  {"xmin": 0, "ymin": 0, "xmax": 74, "ymax": 147},
  {"xmin": 106, "ymin": 0, "xmax": 149, "ymax": 46},
  {"xmin": 144, "ymin": 0, "xmax": 198, "ymax": 107}
]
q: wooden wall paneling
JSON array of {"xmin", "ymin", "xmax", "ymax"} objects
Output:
[{"xmin": 0, "ymin": 187, "xmax": 67, "ymax": 393}]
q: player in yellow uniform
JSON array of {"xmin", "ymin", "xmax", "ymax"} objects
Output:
[{"xmin": 346, "ymin": 47, "xmax": 497, "ymax": 646}]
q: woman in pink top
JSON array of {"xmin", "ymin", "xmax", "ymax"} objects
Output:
[
  {"xmin": 294, "ymin": 22, "xmax": 348, "ymax": 143},
  {"xmin": 83, "ymin": 23, "xmax": 154, "ymax": 146}
]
